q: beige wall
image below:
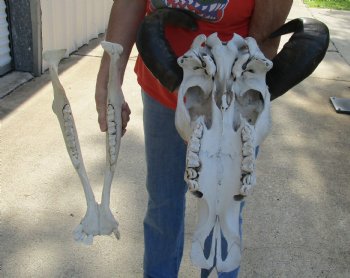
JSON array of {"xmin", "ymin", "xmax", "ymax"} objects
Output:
[{"xmin": 41, "ymin": 0, "xmax": 113, "ymax": 71}]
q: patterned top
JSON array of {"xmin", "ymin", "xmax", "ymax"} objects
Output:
[{"xmin": 135, "ymin": 0, "xmax": 255, "ymax": 109}]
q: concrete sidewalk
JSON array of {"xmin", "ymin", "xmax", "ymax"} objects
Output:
[{"xmin": 1, "ymin": 1, "xmax": 349, "ymax": 277}]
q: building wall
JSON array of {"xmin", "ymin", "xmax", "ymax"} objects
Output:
[
  {"xmin": 41, "ymin": 0, "xmax": 113, "ymax": 71},
  {"xmin": 0, "ymin": 0, "xmax": 12, "ymax": 75},
  {"xmin": 6, "ymin": 0, "xmax": 34, "ymax": 74}
]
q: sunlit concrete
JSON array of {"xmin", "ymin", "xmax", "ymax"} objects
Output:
[{"xmin": 1, "ymin": 1, "xmax": 349, "ymax": 277}]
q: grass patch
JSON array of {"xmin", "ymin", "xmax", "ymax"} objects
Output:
[{"xmin": 304, "ymin": 0, "xmax": 350, "ymax": 10}]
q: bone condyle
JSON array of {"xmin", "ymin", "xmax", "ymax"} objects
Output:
[{"xmin": 44, "ymin": 41, "xmax": 124, "ymax": 245}]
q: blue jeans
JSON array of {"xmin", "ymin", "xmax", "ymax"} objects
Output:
[{"xmin": 142, "ymin": 91, "xmax": 241, "ymax": 278}]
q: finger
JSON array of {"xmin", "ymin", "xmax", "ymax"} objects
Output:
[
  {"xmin": 122, "ymin": 128, "xmax": 127, "ymax": 137},
  {"xmin": 121, "ymin": 103, "xmax": 131, "ymax": 130},
  {"xmin": 123, "ymin": 102, "xmax": 131, "ymax": 115},
  {"xmin": 95, "ymin": 91, "xmax": 108, "ymax": 132},
  {"xmin": 98, "ymin": 111, "xmax": 107, "ymax": 132},
  {"xmin": 121, "ymin": 112, "xmax": 130, "ymax": 130}
]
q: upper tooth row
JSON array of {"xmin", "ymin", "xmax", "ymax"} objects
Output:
[
  {"xmin": 62, "ymin": 105, "xmax": 79, "ymax": 162},
  {"xmin": 240, "ymin": 120, "xmax": 256, "ymax": 196},
  {"xmin": 185, "ymin": 121, "xmax": 203, "ymax": 192}
]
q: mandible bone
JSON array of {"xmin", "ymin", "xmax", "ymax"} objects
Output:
[
  {"xmin": 44, "ymin": 41, "xmax": 125, "ymax": 245},
  {"xmin": 176, "ymin": 34, "xmax": 272, "ymax": 272}
]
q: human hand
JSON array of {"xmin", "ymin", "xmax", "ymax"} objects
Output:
[{"xmin": 95, "ymin": 77, "xmax": 131, "ymax": 135}]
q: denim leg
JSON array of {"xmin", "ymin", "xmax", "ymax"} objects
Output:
[{"xmin": 142, "ymin": 92, "xmax": 187, "ymax": 278}]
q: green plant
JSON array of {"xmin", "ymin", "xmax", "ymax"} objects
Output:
[{"xmin": 304, "ymin": 0, "xmax": 350, "ymax": 10}]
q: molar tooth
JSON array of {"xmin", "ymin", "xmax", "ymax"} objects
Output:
[
  {"xmin": 243, "ymin": 174, "xmax": 256, "ymax": 186},
  {"xmin": 63, "ymin": 112, "xmax": 72, "ymax": 121},
  {"xmin": 188, "ymin": 139, "xmax": 200, "ymax": 153},
  {"xmin": 187, "ymin": 179, "xmax": 199, "ymax": 191},
  {"xmin": 242, "ymin": 146, "xmax": 254, "ymax": 156},
  {"xmin": 240, "ymin": 184, "xmax": 251, "ymax": 196},
  {"xmin": 109, "ymin": 140, "xmax": 116, "ymax": 149},
  {"xmin": 186, "ymin": 168, "xmax": 198, "ymax": 179},
  {"xmin": 66, "ymin": 134, "xmax": 74, "ymax": 142},
  {"xmin": 109, "ymin": 146, "xmax": 116, "ymax": 154},
  {"xmin": 68, "ymin": 141, "xmax": 76, "ymax": 149},
  {"xmin": 109, "ymin": 141, "xmax": 115, "ymax": 149},
  {"xmin": 242, "ymin": 129, "xmax": 252, "ymax": 141},
  {"xmin": 63, "ymin": 105, "xmax": 71, "ymax": 113},
  {"xmin": 110, "ymin": 154, "xmax": 116, "ymax": 163},
  {"xmin": 107, "ymin": 108, "xmax": 115, "ymax": 120},
  {"xmin": 193, "ymin": 123, "xmax": 203, "ymax": 139},
  {"xmin": 242, "ymin": 161, "xmax": 254, "ymax": 173},
  {"xmin": 65, "ymin": 129, "xmax": 72, "ymax": 137},
  {"xmin": 108, "ymin": 119, "xmax": 115, "ymax": 126},
  {"xmin": 186, "ymin": 151, "xmax": 200, "ymax": 168},
  {"xmin": 108, "ymin": 125, "xmax": 117, "ymax": 133},
  {"xmin": 64, "ymin": 121, "xmax": 73, "ymax": 128}
]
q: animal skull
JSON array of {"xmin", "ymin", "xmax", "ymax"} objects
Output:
[
  {"xmin": 136, "ymin": 8, "xmax": 329, "ymax": 272},
  {"xmin": 175, "ymin": 33, "xmax": 272, "ymax": 272},
  {"xmin": 43, "ymin": 41, "xmax": 124, "ymax": 245}
]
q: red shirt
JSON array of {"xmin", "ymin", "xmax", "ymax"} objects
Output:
[{"xmin": 135, "ymin": 0, "xmax": 255, "ymax": 110}]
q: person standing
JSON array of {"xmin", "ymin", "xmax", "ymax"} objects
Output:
[{"xmin": 95, "ymin": 1, "xmax": 293, "ymax": 277}]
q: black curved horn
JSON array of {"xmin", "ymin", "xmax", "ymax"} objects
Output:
[
  {"xmin": 136, "ymin": 8, "xmax": 198, "ymax": 92},
  {"xmin": 267, "ymin": 18, "xmax": 330, "ymax": 100}
]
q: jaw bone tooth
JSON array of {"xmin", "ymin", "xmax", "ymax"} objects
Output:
[
  {"xmin": 110, "ymin": 154, "xmax": 117, "ymax": 162},
  {"xmin": 187, "ymin": 179, "xmax": 199, "ymax": 191},
  {"xmin": 242, "ymin": 125, "xmax": 253, "ymax": 140},
  {"xmin": 242, "ymin": 173, "xmax": 256, "ymax": 186},
  {"xmin": 242, "ymin": 144, "xmax": 254, "ymax": 156},
  {"xmin": 193, "ymin": 122, "xmax": 204, "ymax": 139},
  {"xmin": 109, "ymin": 133, "xmax": 117, "ymax": 141},
  {"xmin": 188, "ymin": 137, "xmax": 200, "ymax": 153},
  {"xmin": 108, "ymin": 125, "xmax": 117, "ymax": 134},
  {"xmin": 109, "ymin": 146, "xmax": 116, "ymax": 155},
  {"xmin": 242, "ymin": 156, "xmax": 254, "ymax": 173},
  {"xmin": 186, "ymin": 151, "xmax": 200, "ymax": 168},
  {"xmin": 241, "ymin": 172, "xmax": 256, "ymax": 195},
  {"xmin": 64, "ymin": 119, "xmax": 73, "ymax": 128},
  {"xmin": 66, "ymin": 138, "xmax": 76, "ymax": 150},
  {"xmin": 186, "ymin": 168, "xmax": 199, "ymax": 179}
]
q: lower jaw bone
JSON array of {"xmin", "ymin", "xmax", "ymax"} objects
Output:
[{"xmin": 44, "ymin": 41, "xmax": 124, "ymax": 245}]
